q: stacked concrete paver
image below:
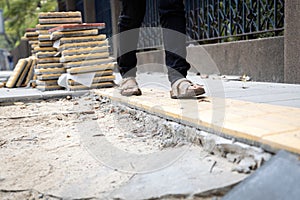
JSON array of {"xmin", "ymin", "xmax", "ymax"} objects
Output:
[
  {"xmin": 49, "ymin": 23, "xmax": 115, "ymax": 90},
  {"xmin": 23, "ymin": 28, "xmax": 39, "ymax": 55},
  {"xmin": 34, "ymin": 11, "xmax": 82, "ymax": 91},
  {"xmin": 5, "ymin": 56, "xmax": 37, "ymax": 88}
]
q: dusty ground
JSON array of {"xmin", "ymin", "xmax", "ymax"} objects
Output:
[{"xmin": 0, "ymin": 93, "xmax": 271, "ymax": 200}]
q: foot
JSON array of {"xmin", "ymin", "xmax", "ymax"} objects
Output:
[
  {"xmin": 170, "ymin": 78, "xmax": 205, "ymax": 99},
  {"xmin": 119, "ymin": 77, "xmax": 142, "ymax": 96}
]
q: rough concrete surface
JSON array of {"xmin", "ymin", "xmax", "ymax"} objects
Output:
[
  {"xmin": 0, "ymin": 93, "xmax": 271, "ymax": 199},
  {"xmin": 223, "ymin": 151, "xmax": 300, "ymax": 200}
]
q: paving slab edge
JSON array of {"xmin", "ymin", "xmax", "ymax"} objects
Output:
[{"xmin": 0, "ymin": 90, "xmax": 90, "ymax": 103}]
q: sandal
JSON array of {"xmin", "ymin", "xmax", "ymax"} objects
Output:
[
  {"xmin": 170, "ymin": 78, "xmax": 205, "ymax": 99},
  {"xmin": 119, "ymin": 77, "xmax": 142, "ymax": 96}
]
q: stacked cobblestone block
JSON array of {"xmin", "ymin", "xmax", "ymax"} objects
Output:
[
  {"xmin": 49, "ymin": 23, "xmax": 115, "ymax": 90},
  {"xmin": 34, "ymin": 11, "xmax": 82, "ymax": 91}
]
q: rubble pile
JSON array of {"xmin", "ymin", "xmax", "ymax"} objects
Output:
[{"xmin": 49, "ymin": 23, "xmax": 115, "ymax": 90}]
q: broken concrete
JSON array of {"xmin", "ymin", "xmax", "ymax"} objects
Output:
[
  {"xmin": 0, "ymin": 92, "xmax": 272, "ymax": 199},
  {"xmin": 110, "ymin": 146, "xmax": 247, "ymax": 200}
]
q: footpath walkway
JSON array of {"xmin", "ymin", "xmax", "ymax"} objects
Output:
[
  {"xmin": 1, "ymin": 73, "xmax": 300, "ymax": 154},
  {"xmin": 96, "ymin": 73, "xmax": 300, "ymax": 154},
  {"xmin": 1, "ymin": 73, "xmax": 299, "ymax": 199}
]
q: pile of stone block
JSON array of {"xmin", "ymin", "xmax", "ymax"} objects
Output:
[
  {"xmin": 5, "ymin": 56, "xmax": 36, "ymax": 88},
  {"xmin": 34, "ymin": 11, "xmax": 82, "ymax": 91},
  {"xmin": 4, "ymin": 11, "xmax": 115, "ymax": 91},
  {"xmin": 49, "ymin": 23, "xmax": 115, "ymax": 90},
  {"xmin": 23, "ymin": 28, "xmax": 39, "ymax": 54}
]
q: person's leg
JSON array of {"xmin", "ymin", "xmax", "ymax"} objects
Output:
[
  {"xmin": 117, "ymin": 0, "xmax": 146, "ymax": 78},
  {"xmin": 159, "ymin": 0, "xmax": 205, "ymax": 98},
  {"xmin": 158, "ymin": 0, "xmax": 190, "ymax": 84}
]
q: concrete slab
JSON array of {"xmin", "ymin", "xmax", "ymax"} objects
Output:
[
  {"xmin": 111, "ymin": 146, "xmax": 247, "ymax": 199},
  {"xmin": 222, "ymin": 151, "xmax": 300, "ymax": 200},
  {"xmin": 0, "ymin": 71, "xmax": 12, "ymax": 77},
  {"xmin": 76, "ymin": 116, "xmax": 249, "ymax": 199},
  {"xmin": 0, "ymin": 71, "xmax": 13, "ymax": 82}
]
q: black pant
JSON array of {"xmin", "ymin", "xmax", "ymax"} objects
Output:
[{"xmin": 117, "ymin": 0, "xmax": 191, "ymax": 84}]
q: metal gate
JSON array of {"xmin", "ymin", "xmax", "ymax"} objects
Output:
[{"xmin": 138, "ymin": 0, "xmax": 285, "ymax": 49}]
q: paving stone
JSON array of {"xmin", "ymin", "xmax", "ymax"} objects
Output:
[{"xmin": 262, "ymin": 130, "xmax": 300, "ymax": 154}]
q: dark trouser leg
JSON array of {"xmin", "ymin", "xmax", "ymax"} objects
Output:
[
  {"xmin": 159, "ymin": 0, "xmax": 191, "ymax": 84},
  {"xmin": 117, "ymin": 0, "xmax": 146, "ymax": 78}
]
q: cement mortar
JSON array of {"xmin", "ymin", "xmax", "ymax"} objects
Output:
[{"xmin": 94, "ymin": 94, "xmax": 272, "ymax": 173}]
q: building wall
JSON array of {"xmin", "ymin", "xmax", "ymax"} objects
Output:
[
  {"xmin": 137, "ymin": 37, "xmax": 284, "ymax": 83},
  {"xmin": 284, "ymin": 0, "xmax": 300, "ymax": 84}
]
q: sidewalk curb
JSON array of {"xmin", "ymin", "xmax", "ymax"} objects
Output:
[{"xmin": 0, "ymin": 90, "xmax": 90, "ymax": 103}]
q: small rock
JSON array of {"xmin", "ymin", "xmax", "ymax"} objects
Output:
[
  {"xmin": 201, "ymin": 74, "xmax": 209, "ymax": 79},
  {"xmin": 93, "ymin": 133, "xmax": 105, "ymax": 137},
  {"xmin": 100, "ymin": 98, "xmax": 109, "ymax": 104},
  {"xmin": 226, "ymin": 153, "xmax": 241, "ymax": 163},
  {"xmin": 239, "ymin": 157, "xmax": 257, "ymax": 170},
  {"xmin": 20, "ymin": 105, "xmax": 27, "ymax": 109},
  {"xmin": 38, "ymin": 194, "xmax": 44, "ymax": 199},
  {"xmin": 73, "ymin": 101, "xmax": 79, "ymax": 105},
  {"xmin": 109, "ymin": 108, "xmax": 115, "ymax": 113},
  {"xmin": 92, "ymin": 116, "xmax": 98, "ymax": 120},
  {"xmin": 57, "ymin": 116, "xmax": 63, "ymax": 120},
  {"xmin": 232, "ymin": 165, "xmax": 251, "ymax": 174},
  {"xmin": 14, "ymin": 102, "xmax": 24, "ymax": 106},
  {"xmin": 253, "ymin": 152, "xmax": 272, "ymax": 168},
  {"xmin": 233, "ymin": 157, "xmax": 256, "ymax": 174},
  {"xmin": 93, "ymin": 95, "xmax": 100, "ymax": 101},
  {"xmin": 98, "ymin": 114, "xmax": 105, "ymax": 118},
  {"xmin": 66, "ymin": 95, "xmax": 72, "ymax": 100}
]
